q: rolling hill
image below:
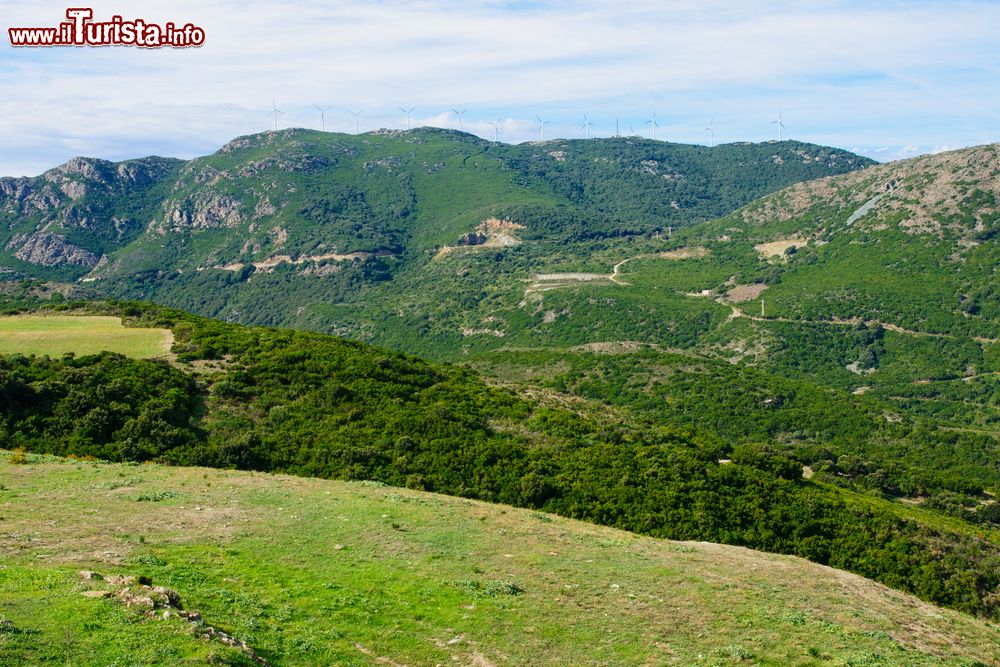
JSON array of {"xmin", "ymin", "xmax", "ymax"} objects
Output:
[
  {"xmin": 2, "ymin": 302, "xmax": 1000, "ymax": 625},
  {"xmin": 605, "ymin": 143, "xmax": 1000, "ymax": 431},
  {"xmin": 3, "ymin": 135, "xmax": 1000, "ymax": 658},
  {"xmin": 4, "ymin": 453, "xmax": 999, "ymax": 666}
]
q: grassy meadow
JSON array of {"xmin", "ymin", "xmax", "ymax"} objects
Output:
[
  {"xmin": 1, "ymin": 452, "xmax": 999, "ymax": 666},
  {"xmin": 0, "ymin": 315, "xmax": 171, "ymax": 359}
]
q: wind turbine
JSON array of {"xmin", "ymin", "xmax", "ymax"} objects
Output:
[
  {"xmin": 770, "ymin": 111, "xmax": 786, "ymax": 141},
  {"xmin": 314, "ymin": 105, "xmax": 332, "ymax": 132},
  {"xmin": 399, "ymin": 106, "xmax": 416, "ymax": 130},
  {"xmin": 705, "ymin": 119, "xmax": 715, "ymax": 147},
  {"xmin": 581, "ymin": 113, "xmax": 594, "ymax": 139},
  {"xmin": 452, "ymin": 108, "xmax": 468, "ymax": 132},
  {"xmin": 269, "ymin": 99, "xmax": 284, "ymax": 131},
  {"xmin": 645, "ymin": 111, "xmax": 660, "ymax": 141},
  {"xmin": 485, "ymin": 117, "xmax": 502, "ymax": 144},
  {"xmin": 347, "ymin": 108, "xmax": 364, "ymax": 135},
  {"xmin": 536, "ymin": 115, "xmax": 550, "ymax": 141}
]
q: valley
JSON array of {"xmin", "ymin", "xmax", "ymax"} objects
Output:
[
  {"xmin": 4, "ymin": 0, "xmax": 995, "ymax": 663},
  {"xmin": 1, "ymin": 131, "xmax": 998, "ymax": 664}
]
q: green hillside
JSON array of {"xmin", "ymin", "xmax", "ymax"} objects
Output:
[
  {"xmin": 5, "ymin": 454, "xmax": 999, "ymax": 666},
  {"xmin": 470, "ymin": 346, "xmax": 1000, "ymax": 500},
  {"xmin": 294, "ymin": 143, "xmax": 998, "ymax": 443},
  {"xmin": 3, "ymin": 303, "xmax": 1000, "ymax": 623},
  {"xmin": 0, "ymin": 129, "xmax": 872, "ymax": 330},
  {"xmin": 3, "ymin": 136, "xmax": 1000, "ymax": 658},
  {"xmin": 589, "ymin": 144, "xmax": 1000, "ymax": 432}
]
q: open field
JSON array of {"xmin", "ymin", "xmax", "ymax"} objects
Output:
[
  {"xmin": 1, "ymin": 453, "xmax": 999, "ymax": 666},
  {"xmin": 524, "ymin": 272, "xmax": 615, "ymax": 294},
  {"xmin": 754, "ymin": 238, "xmax": 810, "ymax": 260},
  {"xmin": 0, "ymin": 315, "xmax": 171, "ymax": 358}
]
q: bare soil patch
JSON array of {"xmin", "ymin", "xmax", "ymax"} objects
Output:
[
  {"xmin": 659, "ymin": 247, "xmax": 708, "ymax": 260},
  {"xmin": 724, "ymin": 284, "xmax": 769, "ymax": 303},
  {"xmin": 754, "ymin": 238, "xmax": 808, "ymax": 260}
]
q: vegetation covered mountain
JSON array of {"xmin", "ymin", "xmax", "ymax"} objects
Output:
[
  {"xmin": 0, "ymin": 129, "xmax": 871, "ymax": 329},
  {"xmin": 622, "ymin": 143, "xmax": 1000, "ymax": 433},
  {"xmin": 3, "ymin": 134, "xmax": 999, "ymax": 655},
  {"xmin": 2, "ymin": 302, "xmax": 1000, "ymax": 624},
  {"xmin": 690, "ymin": 142, "xmax": 999, "ymax": 338},
  {"xmin": 342, "ymin": 142, "xmax": 999, "ymax": 361},
  {"xmin": 5, "ymin": 454, "xmax": 999, "ymax": 666},
  {"xmin": 33, "ymin": 133, "xmax": 985, "ymax": 414},
  {"xmin": 0, "ymin": 156, "xmax": 182, "ymax": 279}
]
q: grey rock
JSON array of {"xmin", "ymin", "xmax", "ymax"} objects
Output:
[{"xmin": 12, "ymin": 232, "xmax": 99, "ymax": 267}]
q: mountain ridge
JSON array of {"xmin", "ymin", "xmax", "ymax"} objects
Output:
[{"xmin": 0, "ymin": 129, "xmax": 873, "ymax": 279}]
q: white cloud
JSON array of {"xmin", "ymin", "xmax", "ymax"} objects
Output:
[{"xmin": 0, "ymin": 0, "xmax": 997, "ymax": 174}]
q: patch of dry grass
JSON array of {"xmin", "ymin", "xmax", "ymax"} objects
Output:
[{"xmin": 0, "ymin": 315, "xmax": 171, "ymax": 359}]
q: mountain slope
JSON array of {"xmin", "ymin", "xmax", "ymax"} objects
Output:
[
  {"xmin": 637, "ymin": 143, "xmax": 1000, "ymax": 430},
  {"xmin": 691, "ymin": 142, "xmax": 1000, "ymax": 337},
  {"xmin": 0, "ymin": 156, "xmax": 182, "ymax": 280},
  {"xmin": 3, "ymin": 453, "xmax": 999, "ymax": 666},
  {"xmin": 0, "ymin": 129, "xmax": 873, "ymax": 328}
]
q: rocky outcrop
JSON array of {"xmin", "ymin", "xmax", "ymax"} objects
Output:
[
  {"xmin": 165, "ymin": 193, "xmax": 245, "ymax": 230},
  {"xmin": 0, "ymin": 178, "xmax": 33, "ymax": 202},
  {"xmin": 220, "ymin": 137, "xmax": 255, "ymax": 153},
  {"xmin": 78, "ymin": 570, "xmax": 270, "ymax": 666},
  {"xmin": 458, "ymin": 231, "xmax": 487, "ymax": 246},
  {"xmin": 364, "ymin": 157, "xmax": 401, "ymax": 172},
  {"xmin": 9, "ymin": 232, "xmax": 100, "ymax": 267},
  {"xmin": 237, "ymin": 155, "xmax": 331, "ymax": 177},
  {"xmin": 0, "ymin": 185, "xmax": 62, "ymax": 215},
  {"xmin": 58, "ymin": 180, "xmax": 88, "ymax": 200},
  {"xmin": 116, "ymin": 161, "xmax": 160, "ymax": 187},
  {"xmin": 254, "ymin": 197, "xmax": 277, "ymax": 220},
  {"xmin": 51, "ymin": 156, "xmax": 110, "ymax": 182}
]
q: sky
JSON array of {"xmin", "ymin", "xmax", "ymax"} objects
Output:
[{"xmin": 0, "ymin": 0, "xmax": 998, "ymax": 176}]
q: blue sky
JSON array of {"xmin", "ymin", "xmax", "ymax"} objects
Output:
[{"xmin": 1, "ymin": 0, "xmax": 998, "ymax": 176}]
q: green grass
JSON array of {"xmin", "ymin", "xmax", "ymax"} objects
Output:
[
  {"xmin": 2, "ymin": 453, "xmax": 999, "ymax": 666},
  {"xmin": 0, "ymin": 315, "xmax": 171, "ymax": 358}
]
